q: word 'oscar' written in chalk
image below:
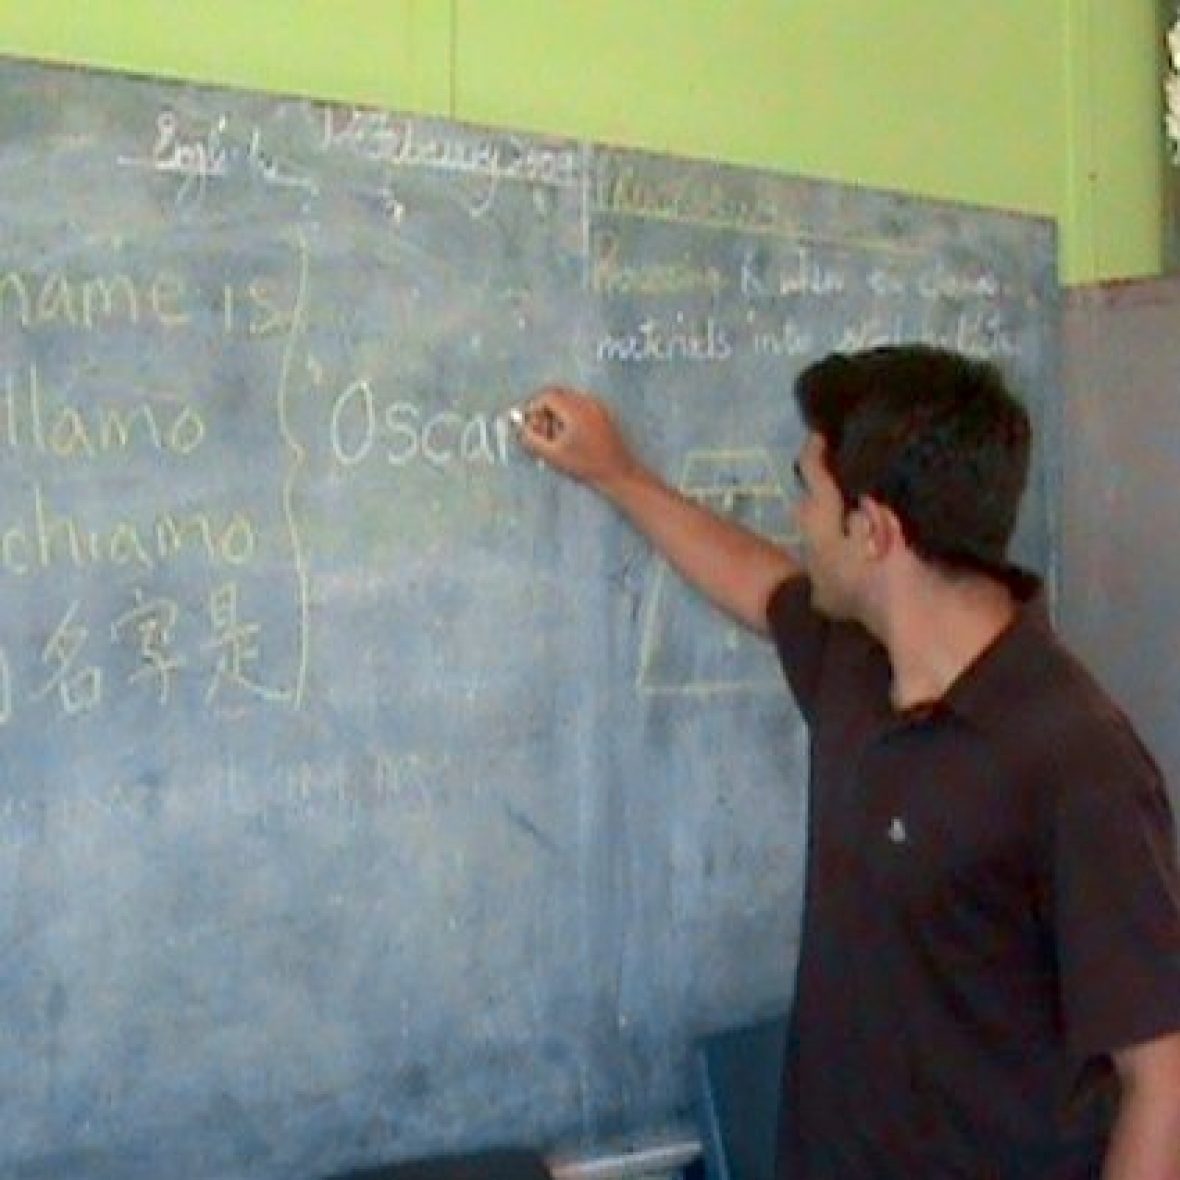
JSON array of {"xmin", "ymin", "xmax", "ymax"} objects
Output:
[{"xmin": 329, "ymin": 378, "xmax": 515, "ymax": 469}]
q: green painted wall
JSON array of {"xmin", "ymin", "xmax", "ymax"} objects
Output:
[{"xmin": 0, "ymin": 0, "xmax": 1168, "ymax": 284}]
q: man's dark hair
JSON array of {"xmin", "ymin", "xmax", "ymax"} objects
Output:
[{"xmin": 792, "ymin": 345, "xmax": 1031, "ymax": 575}]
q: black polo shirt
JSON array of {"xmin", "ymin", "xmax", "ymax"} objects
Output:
[{"xmin": 767, "ymin": 575, "xmax": 1180, "ymax": 1179}]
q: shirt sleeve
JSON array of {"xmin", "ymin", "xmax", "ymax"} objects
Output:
[
  {"xmin": 766, "ymin": 575, "xmax": 831, "ymax": 724},
  {"xmin": 1051, "ymin": 710, "xmax": 1180, "ymax": 1060}
]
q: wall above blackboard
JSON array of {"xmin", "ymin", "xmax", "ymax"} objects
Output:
[{"xmin": 0, "ymin": 55, "xmax": 1059, "ymax": 1180}]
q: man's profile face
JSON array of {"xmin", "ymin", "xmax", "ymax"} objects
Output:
[{"xmin": 792, "ymin": 434, "xmax": 861, "ymax": 620}]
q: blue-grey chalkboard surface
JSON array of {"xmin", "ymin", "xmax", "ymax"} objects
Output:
[
  {"xmin": 1061, "ymin": 278, "xmax": 1180, "ymax": 822},
  {"xmin": 0, "ymin": 55, "xmax": 1059, "ymax": 1180}
]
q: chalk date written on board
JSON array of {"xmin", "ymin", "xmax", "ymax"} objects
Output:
[{"xmin": 328, "ymin": 378, "xmax": 515, "ymax": 470}]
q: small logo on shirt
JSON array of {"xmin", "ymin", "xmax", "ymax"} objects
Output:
[{"xmin": 887, "ymin": 816, "xmax": 908, "ymax": 845}]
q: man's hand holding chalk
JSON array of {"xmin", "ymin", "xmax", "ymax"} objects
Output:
[
  {"xmin": 510, "ymin": 386, "xmax": 641, "ymax": 494},
  {"xmin": 508, "ymin": 401, "xmax": 562, "ymax": 442}
]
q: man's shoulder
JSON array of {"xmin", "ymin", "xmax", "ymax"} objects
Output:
[
  {"xmin": 766, "ymin": 573, "xmax": 810, "ymax": 632},
  {"xmin": 767, "ymin": 574, "xmax": 888, "ymax": 723},
  {"xmin": 987, "ymin": 618, "xmax": 1164, "ymax": 797}
]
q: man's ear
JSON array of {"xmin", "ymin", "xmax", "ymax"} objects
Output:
[{"xmin": 854, "ymin": 496, "xmax": 903, "ymax": 560}]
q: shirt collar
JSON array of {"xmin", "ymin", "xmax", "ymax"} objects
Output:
[{"xmin": 937, "ymin": 569, "xmax": 1051, "ymax": 729}]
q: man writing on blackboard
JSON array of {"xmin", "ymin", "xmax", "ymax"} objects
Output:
[{"xmin": 516, "ymin": 345, "xmax": 1180, "ymax": 1179}]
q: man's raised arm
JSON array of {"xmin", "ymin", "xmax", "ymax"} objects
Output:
[{"xmin": 515, "ymin": 386, "xmax": 801, "ymax": 636}]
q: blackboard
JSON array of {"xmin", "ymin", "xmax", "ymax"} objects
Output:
[
  {"xmin": 0, "ymin": 56, "xmax": 1059, "ymax": 1180},
  {"xmin": 1061, "ymin": 278, "xmax": 1180, "ymax": 820}
]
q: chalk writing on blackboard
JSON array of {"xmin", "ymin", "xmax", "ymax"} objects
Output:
[
  {"xmin": 118, "ymin": 110, "xmax": 318, "ymax": 205},
  {"xmin": 320, "ymin": 110, "xmax": 582, "ymax": 189},
  {"xmin": 0, "ymin": 267, "xmax": 289, "ymax": 335},
  {"xmin": 326, "ymin": 382, "xmax": 515, "ymax": 469}
]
